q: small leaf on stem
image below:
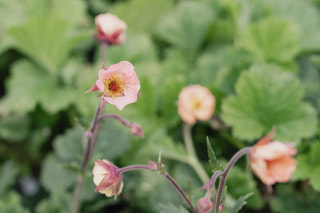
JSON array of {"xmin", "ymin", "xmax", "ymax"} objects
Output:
[{"xmin": 206, "ymin": 137, "xmax": 223, "ymax": 173}]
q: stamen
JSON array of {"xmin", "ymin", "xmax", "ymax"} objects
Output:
[{"xmin": 103, "ymin": 74, "xmax": 125, "ymax": 97}]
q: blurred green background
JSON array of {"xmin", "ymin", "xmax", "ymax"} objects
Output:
[{"xmin": 1, "ymin": 0, "xmax": 320, "ymax": 212}]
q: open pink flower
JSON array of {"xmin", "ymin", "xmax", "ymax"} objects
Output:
[
  {"xmin": 197, "ymin": 197, "xmax": 214, "ymax": 213},
  {"xmin": 249, "ymin": 133, "xmax": 297, "ymax": 185},
  {"xmin": 93, "ymin": 159, "xmax": 124, "ymax": 198},
  {"xmin": 86, "ymin": 61, "xmax": 140, "ymax": 110},
  {"xmin": 178, "ymin": 85, "xmax": 215, "ymax": 124},
  {"xmin": 95, "ymin": 13, "xmax": 127, "ymax": 45}
]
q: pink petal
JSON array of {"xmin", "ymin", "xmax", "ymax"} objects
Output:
[{"xmin": 85, "ymin": 84, "xmax": 101, "ymax": 93}]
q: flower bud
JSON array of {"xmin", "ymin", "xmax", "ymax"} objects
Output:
[
  {"xmin": 197, "ymin": 197, "xmax": 214, "ymax": 213},
  {"xmin": 148, "ymin": 160, "xmax": 158, "ymax": 170},
  {"xmin": 95, "ymin": 13, "xmax": 127, "ymax": 45},
  {"xmin": 130, "ymin": 123, "xmax": 144, "ymax": 138}
]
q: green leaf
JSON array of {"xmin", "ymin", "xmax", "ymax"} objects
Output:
[
  {"xmin": 228, "ymin": 192, "xmax": 253, "ymax": 213},
  {"xmin": 41, "ymin": 125, "xmax": 99, "ymax": 201},
  {"xmin": 260, "ymin": 0, "xmax": 320, "ymax": 52},
  {"xmin": 298, "ymin": 56, "xmax": 320, "ymax": 105},
  {"xmin": 128, "ymin": 171, "xmax": 183, "ymax": 212},
  {"xmin": 104, "ymin": 33, "xmax": 158, "ymax": 66},
  {"xmin": 0, "ymin": 0, "xmax": 46, "ymax": 53},
  {"xmin": 36, "ymin": 190, "xmax": 72, "ymax": 213},
  {"xmin": 157, "ymin": 1, "xmax": 214, "ymax": 52},
  {"xmin": 197, "ymin": 46, "xmax": 253, "ymax": 94},
  {"xmin": 221, "ymin": 64, "xmax": 317, "ymax": 141},
  {"xmin": 0, "ymin": 0, "xmax": 46, "ymax": 31},
  {"xmin": 131, "ymin": 128, "xmax": 188, "ymax": 164},
  {"xmin": 271, "ymin": 184, "xmax": 320, "ymax": 213},
  {"xmin": 0, "ymin": 60, "xmax": 76, "ymax": 115},
  {"xmin": 93, "ymin": 119, "xmax": 131, "ymax": 161},
  {"xmin": 48, "ymin": 0, "xmax": 88, "ymax": 26},
  {"xmin": 226, "ymin": 165, "xmax": 263, "ymax": 209},
  {"xmin": 0, "ymin": 161, "xmax": 20, "ymax": 196},
  {"xmin": 132, "ymin": 76, "xmax": 158, "ymax": 116},
  {"xmin": 241, "ymin": 18, "xmax": 300, "ymax": 63},
  {"xmin": 206, "ymin": 137, "xmax": 223, "ymax": 172},
  {"xmin": 0, "ymin": 115, "xmax": 30, "ymax": 142},
  {"xmin": 53, "ymin": 125, "xmax": 85, "ymax": 164},
  {"xmin": 160, "ymin": 74, "xmax": 187, "ymax": 127},
  {"xmin": 0, "ymin": 191, "xmax": 30, "ymax": 213},
  {"xmin": 27, "ymin": 128, "xmax": 51, "ymax": 156},
  {"xmin": 7, "ymin": 17, "xmax": 88, "ymax": 74},
  {"xmin": 292, "ymin": 140, "xmax": 320, "ymax": 191},
  {"xmin": 40, "ymin": 154, "xmax": 76, "ymax": 193},
  {"xmin": 111, "ymin": 0, "xmax": 174, "ymax": 33},
  {"xmin": 159, "ymin": 203, "xmax": 189, "ymax": 213}
]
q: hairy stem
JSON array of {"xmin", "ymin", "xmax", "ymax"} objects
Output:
[
  {"xmin": 71, "ymin": 98, "xmax": 103, "ymax": 213},
  {"xmin": 118, "ymin": 165, "xmax": 150, "ymax": 173},
  {"xmin": 164, "ymin": 172, "xmax": 198, "ymax": 213},
  {"xmin": 72, "ymin": 42, "xmax": 108, "ymax": 213},
  {"xmin": 214, "ymin": 147, "xmax": 252, "ymax": 213},
  {"xmin": 102, "ymin": 43, "xmax": 108, "ymax": 65}
]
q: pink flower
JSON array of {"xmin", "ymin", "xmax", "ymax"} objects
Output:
[
  {"xmin": 197, "ymin": 197, "xmax": 214, "ymax": 213},
  {"xmin": 93, "ymin": 159, "xmax": 124, "ymax": 198},
  {"xmin": 86, "ymin": 61, "xmax": 140, "ymax": 110},
  {"xmin": 249, "ymin": 133, "xmax": 297, "ymax": 185},
  {"xmin": 178, "ymin": 85, "xmax": 215, "ymax": 124},
  {"xmin": 95, "ymin": 13, "xmax": 127, "ymax": 45}
]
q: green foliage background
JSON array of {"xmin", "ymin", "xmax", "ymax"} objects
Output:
[{"xmin": 1, "ymin": 0, "xmax": 320, "ymax": 212}]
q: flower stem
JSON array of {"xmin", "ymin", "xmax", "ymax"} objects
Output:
[
  {"xmin": 183, "ymin": 123, "xmax": 209, "ymax": 183},
  {"xmin": 102, "ymin": 43, "xmax": 108, "ymax": 65},
  {"xmin": 164, "ymin": 172, "xmax": 198, "ymax": 213},
  {"xmin": 214, "ymin": 147, "xmax": 252, "ymax": 213},
  {"xmin": 71, "ymin": 98, "xmax": 103, "ymax": 213},
  {"xmin": 119, "ymin": 164, "xmax": 197, "ymax": 213},
  {"xmin": 118, "ymin": 165, "xmax": 150, "ymax": 173}
]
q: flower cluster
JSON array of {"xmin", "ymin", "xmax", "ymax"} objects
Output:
[{"xmin": 84, "ymin": 11, "xmax": 299, "ymax": 213}]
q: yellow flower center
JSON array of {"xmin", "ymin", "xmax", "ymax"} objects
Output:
[
  {"xmin": 103, "ymin": 75, "xmax": 124, "ymax": 97},
  {"xmin": 191, "ymin": 98, "xmax": 201, "ymax": 110}
]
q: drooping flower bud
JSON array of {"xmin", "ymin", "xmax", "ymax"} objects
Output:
[
  {"xmin": 129, "ymin": 123, "xmax": 144, "ymax": 138},
  {"xmin": 197, "ymin": 197, "xmax": 214, "ymax": 213},
  {"xmin": 93, "ymin": 159, "xmax": 124, "ymax": 198}
]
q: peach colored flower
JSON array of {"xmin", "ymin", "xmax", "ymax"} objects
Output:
[
  {"xmin": 178, "ymin": 85, "xmax": 215, "ymax": 124},
  {"xmin": 249, "ymin": 133, "xmax": 297, "ymax": 185},
  {"xmin": 95, "ymin": 13, "xmax": 127, "ymax": 45},
  {"xmin": 93, "ymin": 159, "xmax": 124, "ymax": 198},
  {"xmin": 86, "ymin": 61, "xmax": 140, "ymax": 110},
  {"xmin": 197, "ymin": 197, "xmax": 214, "ymax": 213}
]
